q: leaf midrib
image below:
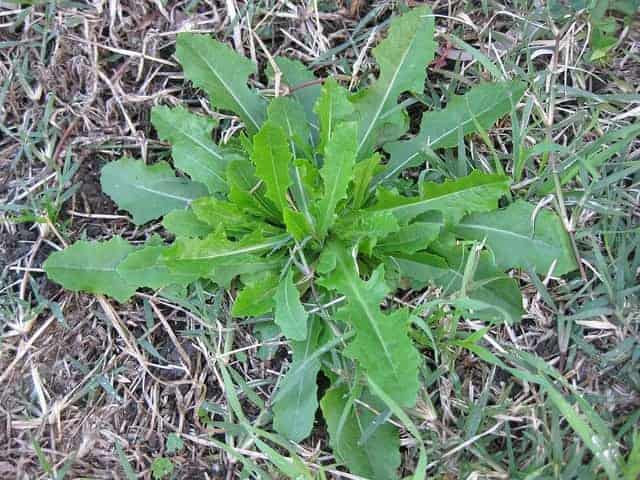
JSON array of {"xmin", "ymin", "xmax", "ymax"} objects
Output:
[
  {"xmin": 379, "ymin": 98, "xmax": 514, "ymax": 184},
  {"xmin": 456, "ymin": 222, "xmax": 557, "ymax": 251},
  {"xmin": 357, "ymin": 30, "xmax": 420, "ymax": 157},
  {"xmin": 186, "ymin": 42, "xmax": 260, "ymax": 131},
  {"xmin": 336, "ymin": 255, "xmax": 402, "ymax": 386},
  {"xmin": 179, "ymin": 235, "xmax": 290, "ymax": 261}
]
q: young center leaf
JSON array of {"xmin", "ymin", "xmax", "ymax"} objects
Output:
[
  {"xmin": 101, "ymin": 157, "xmax": 208, "ymax": 225},
  {"xmin": 319, "ymin": 242, "xmax": 420, "ymax": 407},
  {"xmin": 453, "ymin": 200, "xmax": 578, "ymax": 275},
  {"xmin": 251, "ymin": 122, "xmax": 293, "ymax": 214},
  {"xmin": 314, "ymin": 78, "xmax": 355, "ymax": 154},
  {"xmin": 380, "ymin": 80, "xmax": 527, "ymax": 183},
  {"xmin": 274, "ymin": 269, "xmax": 308, "ymax": 341},
  {"xmin": 272, "ymin": 317, "xmax": 322, "ymax": 442},
  {"xmin": 152, "ymin": 105, "xmax": 227, "ymax": 193},
  {"xmin": 352, "ymin": 5, "xmax": 435, "ymax": 158},
  {"xmin": 274, "ymin": 57, "xmax": 321, "ymax": 132},
  {"xmin": 371, "ymin": 171, "xmax": 510, "ymax": 224},
  {"xmin": 321, "ymin": 385, "xmax": 401, "ymax": 480},
  {"xmin": 176, "ymin": 33, "xmax": 266, "ymax": 133},
  {"xmin": 44, "ymin": 237, "xmax": 137, "ymax": 302},
  {"xmin": 314, "ymin": 122, "xmax": 358, "ymax": 237}
]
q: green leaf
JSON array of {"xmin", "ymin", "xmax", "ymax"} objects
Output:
[
  {"xmin": 150, "ymin": 458, "xmax": 174, "ymax": 480},
  {"xmin": 314, "ymin": 78, "xmax": 355, "ymax": 154},
  {"xmin": 165, "ymin": 433, "xmax": 184, "ymax": 454},
  {"xmin": 315, "ymin": 122, "xmax": 358, "ymax": 236},
  {"xmin": 275, "ymin": 57, "xmax": 321, "ymax": 132},
  {"xmin": 162, "ymin": 209, "xmax": 213, "ymax": 238},
  {"xmin": 151, "ymin": 105, "xmax": 227, "ymax": 193},
  {"xmin": 390, "ymin": 247, "xmax": 524, "ymax": 324},
  {"xmin": 267, "ymin": 97, "xmax": 315, "ymax": 225},
  {"xmin": 283, "ymin": 208, "xmax": 312, "ymax": 241},
  {"xmin": 370, "ymin": 171, "xmax": 510, "ymax": 224},
  {"xmin": 272, "ymin": 317, "xmax": 322, "ymax": 442},
  {"xmin": 43, "ymin": 237, "xmax": 137, "ymax": 302},
  {"xmin": 251, "ymin": 122, "xmax": 293, "ymax": 214},
  {"xmin": 452, "ymin": 200, "xmax": 578, "ymax": 275},
  {"xmin": 117, "ymin": 244, "xmax": 197, "ymax": 289},
  {"xmin": 320, "ymin": 385, "xmax": 401, "ymax": 480},
  {"xmin": 319, "ymin": 243, "xmax": 420, "ymax": 407},
  {"xmin": 351, "ymin": 153, "xmax": 382, "ymax": 209},
  {"xmin": 376, "ymin": 214, "xmax": 442, "ymax": 254},
  {"xmin": 227, "ymin": 159, "xmax": 278, "ymax": 220},
  {"xmin": 334, "ymin": 210, "xmax": 400, "ymax": 253},
  {"xmin": 212, "ymin": 255, "xmax": 284, "ymax": 289},
  {"xmin": 274, "ymin": 270, "xmax": 308, "ymax": 341},
  {"xmin": 176, "ymin": 33, "xmax": 266, "ymax": 133},
  {"xmin": 267, "ymin": 96, "xmax": 313, "ymax": 160},
  {"xmin": 232, "ymin": 273, "xmax": 279, "ymax": 317},
  {"xmin": 380, "ymin": 80, "xmax": 526, "ymax": 183},
  {"xmin": 191, "ymin": 196, "xmax": 263, "ymax": 236},
  {"xmin": 101, "ymin": 157, "xmax": 207, "ymax": 225},
  {"xmin": 352, "ymin": 6, "xmax": 435, "ymax": 158},
  {"xmin": 164, "ymin": 230, "xmax": 291, "ymax": 277}
]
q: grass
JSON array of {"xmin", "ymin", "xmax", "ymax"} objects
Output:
[{"xmin": 1, "ymin": 0, "xmax": 639, "ymax": 479}]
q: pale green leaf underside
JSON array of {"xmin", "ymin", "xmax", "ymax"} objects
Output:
[
  {"xmin": 44, "ymin": 237, "xmax": 137, "ymax": 302},
  {"xmin": 101, "ymin": 157, "xmax": 207, "ymax": 225},
  {"xmin": 453, "ymin": 200, "xmax": 578, "ymax": 275}
]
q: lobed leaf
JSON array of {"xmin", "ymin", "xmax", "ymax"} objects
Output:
[
  {"xmin": 352, "ymin": 6, "xmax": 435, "ymax": 158},
  {"xmin": 44, "ymin": 237, "xmax": 137, "ymax": 302},
  {"xmin": 163, "ymin": 230, "xmax": 291, "ymax": 278},
  {"xmin": 314, "ymin": 122, "xmax": 359, "ymax": 236},
  {"xmin": 371, "ymin": 171, "xmax": 510, "ymax": 224},
  {"xmin": 380, "ymin": 80, "xmax": 527, "ymax": 183},
  {"xmin": 314, "ymin": 78, "xmax": 355, "ymax": 154},
  {"xmin": 390, "ymin": 246, "xmax": 524, "ymax": 324},
  {"xmin": 176, "ymin": 33, "xmax": 266, "ymax": 133},
  {"xmin": 319, "ymin": 243, "xmax": 420, "ymax": 406},
  {"xmin": 162, "ymin": 209, "xmax": 213, "ymax": 238},
  {"xmin": 151, "ymin": 105, "xmax": 227, "ymax": 193},
  {"xmin": 274, "ymin": 57, "xmax": 321, "ymax": 136},
  {"xmin": 452, "ymin": 200, "xmax": 578, "ymax": 275},
  {"xmin": 251, "ymin": 123, "xmax": 293, "ymax": 214},
  {"xmin": 232, "ymin": 273, "xmax": 279, "ymax": 317},
  {"xmin": 321, "ymin": 385, "xmax": 401, "ymax": 480},
  {"xmin": 101, "ymin": 157, "xmax": 207, "ymax": 225},
  {"xmin": 117, "ymin": 243, "xmax": 197, "ymax": 289}
]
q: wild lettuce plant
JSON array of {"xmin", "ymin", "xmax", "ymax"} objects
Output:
[{"xmin": 44, "ymin": 7, "xmax": 577, "ymax": 478}]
